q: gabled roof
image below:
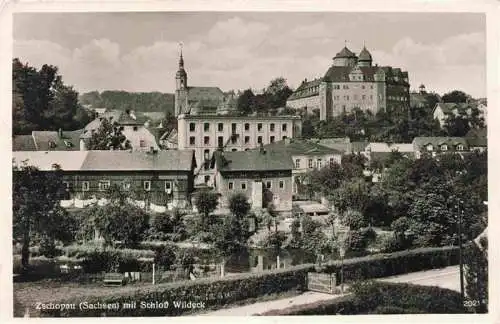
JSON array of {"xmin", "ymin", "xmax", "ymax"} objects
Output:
[
  {"xmin": 433, "ymin": 102, "xmax": 472, "ymax": 115},
  {"xmin": 80, "ymin": 150, "xmax": 195, "ymax": 171},
  {"xmin": 324, "ymin": 65, "xmax": 408, "ymax": 85},
  {"xmin": 82, "ymin": 110, "xmax": 144, "ymax": 139},
  {"xmin": 258, "ymin": 139, "xmax": 342, "ymax": 156},
  {"xmin": 334, "ymin": 46, "xmax": 356, "ymax": 58},
  {"xmin": 12, "ymin": 151, "xmax": 89, "ymax": 171},
  {"xmin": 12, "ymin": 150, "xmax": 196, "ymax": 172},
  {"xmin": 188, "ymin": 86, "xmax": 224, "ymax": 101},
  {"xmin": 214, "ymin": 149, "xmax": 293, "ymax": 172},
  {"xmin": 13, "ymin": 130, "xmax": 84, "ymax": 151},
  {"xmin": 412, "ymin": 137, "xmax": 468, "ymax": 148}
]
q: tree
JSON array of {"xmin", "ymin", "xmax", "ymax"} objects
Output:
[
  {"xmin": 443, "ymin": 112, "xmax": 471, "ymax": 137},
  {"xmin": 12, "ymin": 58, "xmax": 93, "ymax": 135},
  {"xmin": 331, "ymin": 178, "xmax": 371, "ymax": 219},
  {"xmin": 464, "ymin": 240, "xmax": 488, "ymax": 313},
  {"xmin": 12, "ymin": 163, "xmax": 67, "ymax": 268},
  {"xmin": 237, "ymin": 89, "xmax": 255, "ymax": 115},
  {"xmin": 264, "ymin": 77, "xmax": 294, "ymax": 109},
  {"xmin": 86, "ymin": 202, "xmax": 150, "ymax": 247},
  {"xmin": 341, "ymin": 154, "xmax": 367, "ymax": 179},
  {"xmin": 86, "ymin": 118, "xmax": 132, "ymax": 150},
  {"xmin": 154, "ymin": 244, "xmax": 178, "ymax": 271},
  {"xmin": 305, "ymin": 162, "xmax": 345, "ymax": 197},
  {"xmin": 229, "ymin": 192, "xmax": 251, "ymax": 220},
  {"xmin": 441, "ymin": 90, "xmax": 471, "ymax": 103},
  {"xmin": 340, "ymin": 209, "xmax": 367, "ymax": 230},
  {"xmin": 194, "ymin": 190, "xmax": 219, "ymax": 228}
]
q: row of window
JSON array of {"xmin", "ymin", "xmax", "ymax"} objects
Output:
[
  {"xmin": 295, "ymin": 157, "xmax": 337, "ymax": 169},
  {"xmin": 333, "ymin": 84, "xmax": 374, "ymax": 90},
  {"xmin": 227, "ymin": 180, "xmax": 286, "ymax": 191},
  {"xmin": 388, "ymin": 96, "xmax": 408, "ymax": 102},
  {"xmin": 189, "ymin": 122, "xmax": 288, "ymax": 133},
  {"xmin": 426, "ymin": 144, "xmax": 465, "ymax": 152},
  {"xmin": 64, "ymin": 180, "xmax": 174, "ymax": 192},
  {"xmin": 333, "ymin": 94, "xmax": 375, "ymax": 101},
  {"xmin": 189, "ymin": 135, "xmax": 288, "ymax": 146}
]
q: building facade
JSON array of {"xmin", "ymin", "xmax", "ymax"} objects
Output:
[
  {"xmin": 12, "ymin": 150, "xmax": 196, "ymax": 211},
  {"xmin": 412, "ymin": 137, "xmax": 470, "ymax": 159},
  {"xmin": 177, "ymin": 113, "xmax": 302, "ymax": 186},
  {"xmin": 213, "ymin": 149, "xmax": 293, "ymax": 215},
  {"xmin": 287, "ymin": 45, "xmax": 410, "ymax": 120}
]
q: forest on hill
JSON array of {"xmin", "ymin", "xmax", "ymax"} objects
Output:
[{"xmin": 79, "ymin": 91, "xmax": 175, "ymax": 114}]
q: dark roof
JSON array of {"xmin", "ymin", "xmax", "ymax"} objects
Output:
[
  {"xmin": 188, "ymin": 86, "xmax": 224, "ymax": 102},
  {"xmin": 12, "ymin": 135, "xmax": 36, "ymax": 151},
  {"xmin": 334, "ymin": 46, "xmax": 356, "ymax": 58},
  {"xmin": 80, "ymin": 150, "xmax": 195, "ymax": 171},
  {"xmin": 312, "ymin": 137, "xmax": 351, "ymax": 153},
  {"xmin": 13, "ymin": 130, "xmax": 84, "ymax": 151},
  {"xmin": 288, "ymin": 78, "xmax": 323, "ymax": 100},
  {"xmin": 259, "ymin": 139, "xmax": 342, "ymax": 156},
  {"xmin": 323, "ymin": 65, "xmax": 408, "ymax": 85},
  {"xmin": 214, "ymin": 149, "xmax": 293, "ymax": 172},
  {"xmin": 358, "ymin": 47, "xmax": 372, "ymax": 61},
  {"xmin": 433, "ymin": 102, "xmax": 472, "ymax": 114}
]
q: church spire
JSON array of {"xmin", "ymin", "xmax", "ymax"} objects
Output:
[
  {"xmin": 175, "ymin": 42, "xmax": 187, "ymax": 91},
  {"xmin": 178, "ymin": 42, "xmax": 184, "ymax": 69}
]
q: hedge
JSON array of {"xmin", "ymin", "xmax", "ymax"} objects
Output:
[
  {"xmin": 261, "ymin": 281, "xmax": 466, "ymax": 315},
  {"xmin": 316, "ymin": 246, "xmax": 459, "ymax": 283},
  {"xmin": 39, "ymin": 264, "xmax": 312, "ymax": 317}
]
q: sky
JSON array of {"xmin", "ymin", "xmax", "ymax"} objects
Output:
[{"xmin": 13, "ymin": 12, "xmax": 486, "ymax": 97}]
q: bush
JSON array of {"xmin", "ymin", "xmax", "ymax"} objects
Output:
[
  {"xmin": 261, "ymin": 282, "xmax": 466, "ymax": 315},
  {"xmin": 39, "ymin": 264, "xmax": 312, "ymax": 317},
  {"xmin": 154, "ymin": 244, "xmax": 178, "ymax": 270},
  {"xmin": 317, "ymin": 246, "xmax": 459, "ymax": 283},
  {"xmin": 464, "ymin": 242, "xmax": 488, "ymax": 313},
  {"xmin": 39, "ymin": 236, "xmax": 59, "ymax": 258}
]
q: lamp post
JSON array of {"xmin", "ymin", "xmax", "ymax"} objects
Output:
[{"xmin": 339, "ymin": 244, "xmax": 345, "ymax": 294}]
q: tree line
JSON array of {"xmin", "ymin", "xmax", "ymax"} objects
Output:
[
  {"xmin": 79, "ymin": 91, "xmax": 175, "ymax": 114},
  {"xmin": 12, "ymin": 58, "xmax": 95, "ymax": 135}
]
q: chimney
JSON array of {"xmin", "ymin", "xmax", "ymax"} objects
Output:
[
  {"xmin": 259, "ymin": 142, "xmax": 266, "ymax": 154},
  {"xmin": 129, "ymin": 110, "xmax": 137, "ymax": 120},
  {"xmin": 58, "ymin": 128, "xmax": 63, "ymax": 138}
]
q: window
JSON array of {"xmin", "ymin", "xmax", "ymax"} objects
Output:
[
  {"xmin": 99, "ymin": 180, "xmax": 110, "ymax": 191},
  {"xmin": 244, "ymin": 136, "xmax": 250, "ymax": 144},
  {"xmin": 282, "ymin": 123, "xmax": 287, "ymax": 131},
  {"xmin": 266, "ymin": 181, "xmax": 272, "ymax": 189},
  {"xmin": 441, "ymin": 144, "xmax": 448, "ymax": 151},
  {"xmin": 370, "ymin": 95, "xmax": 373, "ymax": 100},
  {"xmin": 257, "ymin": 136, "xmax": 262, "ymax": 144},
  {"xmin": 189, "ymin": 136, "xmax": 196, "ymax": 146},
  {"xmin": 329, "ymin": 158, "xmax": 335, "ymax": 166},
  {"xmin": 143, "ymin": 181, "xmax": 151, "ymax": 191},
  {"xmin": 426, "ymin": 144, "xmax": 434, "ymax": 151},
  {"xmin": 165, "ymin": 181, "xmax": 172, "ymax": 192},
  {"xmin": 317, "ymin": 159, "xmax": 322, "ymax": 169},
  {"xmin": 218, "ymin": 136, "xmax": 224, "ymax": 148},
  {"xmin": 295, "ymin": 159, "xmax": 300, "ymax": 169},
  {"xmin": 270, "ymin": 136, "xmax": 275, "ymax": 143},
  {"xmin": 62, "ymin": 181, "xmax": 70, "ymax": 191},
  {"xmin": 189, "ymin": 123, "xmax": 196, "ymax": 132},
  {"xmin": 241, "ymin": 182, "xmax": 247, "ymax": 190},
  {"xmin": 64, "ymin": 140, "xmax": 73, "ymax": 148},
  {"xmin": 204, "ymin": 149, "xmax": 210, "ymax": 160},
  {"xmin": 82, "ymin": 181, "xmax": 90, "ymax": 191},
  {"xmin": 218, "ymin": 123, "xmax": 224, "ymax": 132},
  {"xmin": 231, "ymin": 135, "xmax": 237, "ymax": 144},
  {"xmin": 308, "ymin": 159, "xmax": 313, "ymax": 168},
  {"xmin": 361, "ymin": 85, "xmax": 365, "ymax": 89},
  {"xmin": 343, "ymin": 85, "xmax": 349, "ymax": 89},
  {"xmin": 457, "ymin": 144, "xmax": 464, "ymax": 151},
  {"xmin": 244, "ymin": 123, "xmax": 250, "ymax": 131},
  {"xmin": 139, "ymin": 140, "xmax": 146, "ymax": 148},
  {"xmin": 362, "ymin": 95, "xmax": 366, "ymax": 100},
  {"xmin": 333, "ymin": 85, "xmax": 340, "ymax": 90},
  {"xmin": 204, "ymin": 123, "xmax": 210, "ymax": 132},
  {"xmin": 257, "ymin": 123, "xmax": 263, "ymax": 131},
  {"xmin": 279, "ymin": 180, "xmax": 284, "ymax": 189},
  {"xmin": 231, "ymin": 123, "xmax": 237, "ymax": 134},
  {"xmin": 232, "ymin": 148, "xmax": 237, "ymax": 152},
  {"xmin": 228, "ymin": 182, "xmax": 234, "ymax": 190},
  {"xmin": 283, "ymin": 136, "xmax": 287, "ymax": 140},
  {"xmin": 133, "ymin": 126, "xmax": 138, "ymax": 131},
  {"xmin": 370, "ymin": 85, "xmax": 374, "ymax": 89},
  {"xmin": 270, "ymin": 123, "xmax": 275, "ymax": 132},
  {"xmin": 204, "ymin": 176, "xmax": 210, "ymax": 184},
  {"xmin": 204, "ymin": 136, "xmax": 210, "ymax": 145},
  {"xmin": 345, "ymin": 95, "xmax": 350, "ymax": 101}
]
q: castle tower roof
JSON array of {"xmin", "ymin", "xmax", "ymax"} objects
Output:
[
  {"xmin": 358, "ymin": 46, "xmax": 372, "ymax": 61},
  {"xmin": 334, "ymin": 46, "xmax": 357, "ymax": 59}
]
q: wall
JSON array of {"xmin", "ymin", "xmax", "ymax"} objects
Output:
[
  {"xmin": 286, "ymin": 95, "xmax": 321, "ymax": 113},
  {"xmin": 121, "ymin": 126, "xmax": 159, "ymax": 152},
  {"xmin": 291, "ymin": 153, "xmax": 342, "ymax": 193},
  {"xmin": 217, "ymin": 170, "xmax": 293, "ymax": 213}
]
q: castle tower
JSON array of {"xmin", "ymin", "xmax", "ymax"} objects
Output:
[
  {"xmin": 332, "ymin": 43, "xmax": 358, "ymax": 67},
  {"xmin": 358, "ymin": 46, "xmax": 373, "ymax": 67},
  {"xmin": 175, "ymin": 45, "xmax": 188, "ymax": 116}
]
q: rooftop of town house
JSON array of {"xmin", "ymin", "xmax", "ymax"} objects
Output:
[{"xmin": 214, "ymin": 148, "xmax": 293, "ymax": 172}]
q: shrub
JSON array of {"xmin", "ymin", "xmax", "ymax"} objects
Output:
[
  {"xmin": 317, "ymin": 246, "xmax": 459, "ymax": 283},
  {"xmin": 261, "ymin": 282, "xmax": 465, "ymax": 315},
  {"xmin": 39, "ymin": 264, "xmax": 312, "ymax": 317},
  {"xmin": 39, "ymin": 236, "xmax": 59, "ymax": 258},
  {"xmin": 464, "ymin": 241, "xmax": 488, "ymax": 313},
  {"xmin": 154, "ymin": 244, "xmax": 178, "ymax": 271}
]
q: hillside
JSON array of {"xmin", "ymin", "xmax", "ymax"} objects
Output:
[{"xmin": 79, "ymin": 91, "xmax": 175, "ymax": 115}]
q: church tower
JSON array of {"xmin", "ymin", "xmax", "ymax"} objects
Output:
[{"xmin": 175, "ymin": 46, "xmax": 188, "ymax": 116}]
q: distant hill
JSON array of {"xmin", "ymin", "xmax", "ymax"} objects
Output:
[{"xmin": 79, "ymin": 91, "xmax": 175, "ymax": 115}]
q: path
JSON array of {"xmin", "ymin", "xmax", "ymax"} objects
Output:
[{"xmin": 200, "ymin": 266, "xmax": 460, "ymax": 316}]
